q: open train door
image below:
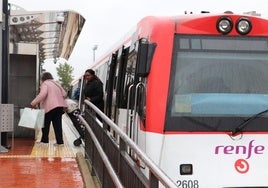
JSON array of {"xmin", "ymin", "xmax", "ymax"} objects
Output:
[{"xmin": 105, "ymin": 46, "xmax": 131, "ymax": 130}]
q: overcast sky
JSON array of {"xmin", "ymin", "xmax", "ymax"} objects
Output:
[{"xmin": 8, "ymin": 0, "xmax": 268, "ymax": 80}]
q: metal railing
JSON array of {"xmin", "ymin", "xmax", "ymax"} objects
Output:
[{"xmin": 78, "ymin": 100, "xmax": 177, "ymax": 188}]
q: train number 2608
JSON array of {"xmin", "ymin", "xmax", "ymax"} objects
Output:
[{"xmin": 176, "ymin": 180, "xmax": 199, "ymax": 188}]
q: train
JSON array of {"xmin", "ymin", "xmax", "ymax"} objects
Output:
[{"xmin": 71, "ymin": 11, "xmax": 268, "ymax": 187}]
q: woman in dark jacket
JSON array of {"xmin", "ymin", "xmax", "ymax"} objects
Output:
[{"xmin": 83, "ymin": 69, "xmax": 104, "ymax": 112}]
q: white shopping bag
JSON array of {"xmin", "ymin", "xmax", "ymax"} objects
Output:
[{"xmin": 18, "ymin": 108, "xmax": 45, "ymax": 129}]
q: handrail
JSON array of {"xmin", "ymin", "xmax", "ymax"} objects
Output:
[
  {"xmin": 81, "ymin": 99, "xmax": 177, "ymax": 188},
  {"xmin": 78, "ymin": 112, "xmax": 124, "ymax": 188},
  {"xmin": 126, "ymin": 84, "xmax": 134, "ymax": 137},
  {"xmin": 133, "ymin": 82, "xmax": 145, "ymax": 144}
]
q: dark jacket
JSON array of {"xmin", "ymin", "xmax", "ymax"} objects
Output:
[{"xmin": 84, "ymin": 78, "xmax": 104, "ymax": 111}]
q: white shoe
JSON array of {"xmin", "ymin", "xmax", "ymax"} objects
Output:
[
  {"xmin": 53, "ymin": 143, "xmax": 64, "ymax": 146},
  {"xmin": 36, "ymin": 141, "xmax": 48, "ymax": 146}
]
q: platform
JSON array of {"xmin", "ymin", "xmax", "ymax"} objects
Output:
[{"xmin": 0, "ymin": 114, "xmax": 96, "ymax": 188}]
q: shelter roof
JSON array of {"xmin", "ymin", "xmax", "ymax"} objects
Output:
[{"xmin": 9, "ymin": 4, "xmax": 85, "ymax": 63}]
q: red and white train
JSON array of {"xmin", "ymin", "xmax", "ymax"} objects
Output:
[{"xmin": 72, "ymin": 11, "xmax": 268, "ymax": 187}]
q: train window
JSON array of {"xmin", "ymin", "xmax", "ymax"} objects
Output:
[
  {"xmin": 165, "ymin": 35, "xmax": 268, "ymax": 132},
  {"xmin": 105, "ymin": 65, "xmax": 110, "ymax": 92},
  {"xmin": 105, "ymin": 54, "xmax": 117, "ymax": 117},
  {"xmin": 179, "ymin": 38, "xmax": 190, "ymax": 49},
  {"xmin": 172, "ymin": 51, "xmax": 268, "ymax": 116},
  {"xmin": 122, "ymin": 51, "xmax": 137, "ymax": 109},
  {"xmin": 191, "ymin": 39, "xmax": 202, "ymax": 49},
  {"xmin": 136, "ymin": 78, "xmax": 146, "ymax": 126},
  {"xmin": 113, "ymin": 76, "xmax": 117, "ymax": 90}
]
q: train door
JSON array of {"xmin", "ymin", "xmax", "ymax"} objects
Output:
[
  {"xmin": 110, "ymin": 48, "xmax": 122, "ymax": 124},
  {"xmin": 105, "ymin": 46, "xmax": 131, "ymax": 133},
  {"xmin": 129, "ymin": 39, "xmax": 156, "ymax": 147},
  {"xmin": 109, "ymin": 46, "xmax": 130, "ymax": 124},
  {"xmin": 105, "ymin": 39, "xmax": 155, "ymax": 142},
  {"xmin": 121, "ymin": 39, "xmax": 153, "ymax": 158},
  {"xmin": 105, "ymin": 53, "xmax": 117, "ymax": 118},
  {"xmin": 113, "ymin": 47, "xmax": 130, "ymax": 134},
  {"xmin": 109, "ymin": 39, "xmax": 151, "ymax": 143},
  {"xmin": 124, "ymin": 50, "xmax": 137, "ymax": 141}
]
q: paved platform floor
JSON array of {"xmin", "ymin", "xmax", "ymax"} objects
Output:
[
  {"xmin": 0, "ymin": 157, "xmax": 83, "ymax": 188},
  {"xmin": 0, "ymin": 114, "xmax": 88, "ymax": 188}
]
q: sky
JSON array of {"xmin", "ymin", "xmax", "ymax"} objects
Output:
[{"xmin": 8, "ymin": 0, "xmax": 268, "ymax": 80}]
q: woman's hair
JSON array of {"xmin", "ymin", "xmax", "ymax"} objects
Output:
[
  {"xmin": 41, "ymin": 72, "xmax": 53, "ymax": 81},
  {"xmin": 85, "ymin": 69, "xmax": 95, "ymax": 76},
  {"xmin": 85, "ymin": 69, "xmax": 102, "ymax": 83}
]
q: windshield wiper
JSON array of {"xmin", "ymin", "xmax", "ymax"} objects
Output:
[{"xmin": 231, "ymin": 109, "xmax": 268, "ymax": 135}]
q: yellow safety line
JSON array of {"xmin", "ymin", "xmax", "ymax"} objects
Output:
[
  {"xmin": 31, "ymin": 127, "xmax": 75, "ymax": 157},
  {"xmin": 0, "ymin": 155, "xmax": 37, "ymax": 158},
  {"xmin": 0, "ymin": 120, "xmax": 82, "ymax": 159}
]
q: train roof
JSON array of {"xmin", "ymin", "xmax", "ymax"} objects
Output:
[{"xmin": 82, "ymin": 10, "xmax": 265, "ymax": 79}]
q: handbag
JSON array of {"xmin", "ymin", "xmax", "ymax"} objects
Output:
[
  {"xmin": 65, "ymin": 98, "xmax": 79, "ymax": 113},
  {"xmin": 18, "ymin": 108, "xmax": 45, "ymax": 129}
]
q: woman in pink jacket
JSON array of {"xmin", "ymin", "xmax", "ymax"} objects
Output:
[{"xmin": 30, "ymin": 72, "xmax": 67, "ymax": 145}]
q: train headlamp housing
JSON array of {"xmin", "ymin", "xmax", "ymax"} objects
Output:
[
  {"xmin": 180, "ymin": 164, "xmax": 193, "ymax": 175},
  {"xmin": 236, "ymin": 17, "xmax": 252, "ymax": 35},
  {"xmin": 217, "ymin": 17, "xmax": 233, "ymax": 35}
]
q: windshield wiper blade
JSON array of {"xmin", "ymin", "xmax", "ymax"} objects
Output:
[{"xmin": 231, "ymin": 109, "xmax": 268, "ymax": 135}]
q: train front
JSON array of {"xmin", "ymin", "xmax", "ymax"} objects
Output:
[{"xmin": 148, "ymin": 13, "xmax": 268, "ymax": 187}]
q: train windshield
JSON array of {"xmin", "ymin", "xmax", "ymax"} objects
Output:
[{"xmin": 166, "ymin": 35, "xmax": 268, "ymax": 131}]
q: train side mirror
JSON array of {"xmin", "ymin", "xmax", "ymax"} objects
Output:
[{"xmin": 136, "ymin": 40, "xmax": 156, "ymax": 77}]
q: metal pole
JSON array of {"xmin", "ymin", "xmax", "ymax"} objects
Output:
[
  {"xmin": 92, "ymin": 45, "xmax": 97, "ymax": 62},
  {"xmin": 1, "ymin": 0, "xmax": 9, "ymax": 150},
  {"xmin": 93, "ymin": 50, "xmax": 95, "ymax": 62}
]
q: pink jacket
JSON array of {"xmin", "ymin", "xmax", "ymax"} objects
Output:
[{"xmin": 31, "ymin": 80, "xmax": 68, "ymax": 113}]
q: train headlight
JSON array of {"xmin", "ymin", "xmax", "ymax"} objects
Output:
[
  {"xmin": 180, "ymin": 164, "xmax": 193, "ymax": 175},
  {"xmin": 217, "ymin": 17, "xmax": 233, "ymax": 35},
  {"xmin": 236, "ymin": 17, "xmax": 252, "ymax": 35}
]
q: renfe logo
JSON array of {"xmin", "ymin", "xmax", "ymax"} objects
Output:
[
  {"xmin": 234, "ymin": 159, "xmax": 249, "ymax": 173},
  {"xmin": 214, "ymin": 140, "xmax": 265, "ymax": 159}
]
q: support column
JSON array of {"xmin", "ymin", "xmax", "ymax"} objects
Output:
[{"xmin": 1, "ymin": 0, "xmax": 10, "ymax": 149}]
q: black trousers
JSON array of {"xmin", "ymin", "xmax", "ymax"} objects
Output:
[{"xmin": 41, "ymin": 107, "xmax": 64, "ymax": 144}]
